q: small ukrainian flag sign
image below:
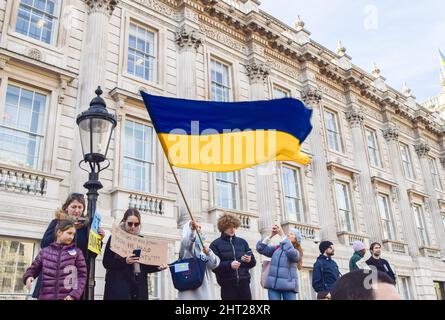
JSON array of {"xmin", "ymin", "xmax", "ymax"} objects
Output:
[{"xmin": 174, "ymin": 262, "xmax": 190, "ymax": 273}]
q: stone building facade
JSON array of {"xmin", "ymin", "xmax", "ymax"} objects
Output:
[{"xmin": 0, "ymin": 0, "xmax": 445, "ymax": 300}]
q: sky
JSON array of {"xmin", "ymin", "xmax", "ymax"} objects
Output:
[{"xmin": 259, "ymin": 0, "xmax": 445, "ymax": 103}]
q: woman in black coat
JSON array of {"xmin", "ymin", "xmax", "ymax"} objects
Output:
[
  {"xmin": 33, "ymin": 193, "xmax": 105, "ymax": 298},
  {"xmin": 103, "ymin": 209, "xmax": 167, "ymax": 300}
]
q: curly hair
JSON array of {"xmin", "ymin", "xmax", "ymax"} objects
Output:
[{"xmin": 217, "ymin": 213, "xmax": 241, "ymax": 233}]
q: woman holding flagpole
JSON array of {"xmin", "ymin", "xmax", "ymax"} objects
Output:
[
  {"xmin": 102, "ymin": 209, "xmax": 168, "ymax": 300},
  {"xmin": 177, "ymin": 220, "xmax": 220, "ymax": 300}
]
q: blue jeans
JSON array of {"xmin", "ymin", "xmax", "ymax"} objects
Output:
[{"xmin": 268, "ymin": 289, "xmax": 297, "ymax": 300}]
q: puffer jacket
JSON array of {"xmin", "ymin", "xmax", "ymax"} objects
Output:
[
  {"xmin": 256, "ymin": 238, "xmax": 301, "ymax": 293},
  {"xmin": 23, "ymin": 242, "xmax": 87, "ymax": 300},
  {"xmin": 210, "ymin": 233, "xmax": 256, "ymax": 287},
  {"xmin": 33, "ymin": 210, "xmax": 90, "ymax": 299}
]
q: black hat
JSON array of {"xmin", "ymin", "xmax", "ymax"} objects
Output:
[{"xmin": 319, "ymin": 241, "xmax": 334, "ymax": 254}]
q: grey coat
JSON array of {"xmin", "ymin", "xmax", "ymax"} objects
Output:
[
  {"xmin": 256, "ymin": 237, "xmax": 301, "ymax": 293},
  {"xmin": 177, "ymin": 222, "xmax": 220, "ymax": 300}
]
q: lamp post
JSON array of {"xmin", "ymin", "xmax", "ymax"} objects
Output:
[{"xmin": 76, "ymin": 86, "xmax": 116, "ymax": 300}]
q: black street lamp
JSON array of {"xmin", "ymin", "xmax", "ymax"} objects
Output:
[{"xmin": 76, "ymin": 87, "xmax": 116, "ymax": 300}]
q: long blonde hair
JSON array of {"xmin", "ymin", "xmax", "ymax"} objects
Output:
[{"xmin": 292, "ymin": 239, "xmax": 304, "ymax": 270}]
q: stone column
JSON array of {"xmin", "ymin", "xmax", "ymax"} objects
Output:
[
  {"xmin": 245, "ymin": 60, "xmax": 276, "ymax": 238},
  {"xmin": 383, "ymin": 126, "xmax": 419, "ymax": 257},
  {"xmin": 175, "ymin": 26, "xmax": 204, "ymax": 226},
  {"xmin": 415, "ymin": 142, "xmax": 445, "ymax": 253},
  {"xmin": 71, "ymin": 0, "xmax": 119, "ymax": 192},
  {"xmin": 302, "ymin": 88, "xmax": 338, "ymax": 241},
  {"xmin": 346, "ymin": 107, "xmax": 382, "ymax": 242}
]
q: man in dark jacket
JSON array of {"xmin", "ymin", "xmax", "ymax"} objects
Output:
[
  {"xmin": 312, "ymin": 241, "xmax": 341, "ymax": 300},
  {"xmin": 210, "ymin": 213, "xmax": 256, "ymax": 300},
  {"xmin": 366, "ymin": 242, "xmax": 396, "ymax": 283}
]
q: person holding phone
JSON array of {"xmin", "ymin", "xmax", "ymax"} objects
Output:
[
  {"xmin": 102, "ymin": 209, "xmax": 168, "ymax": 300},
  {"xmin": 256, "ymin": 225, "xmax": 303, "ymax": 300},
  {"xmin": 210, "ymin": 213, "xmax": 256, "ymax": 300}
]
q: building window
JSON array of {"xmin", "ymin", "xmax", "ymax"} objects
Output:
[
  {"xmin": 0, "ymin": 84, "xmax": 47, "ymax": 170},
  {"xmin": 16, "ymin": 0, "xmax": 59, "ymax": 45},
  {"xmin": 365, "ymin": 129, "xmax": 382, "ymax": 167},
  {"xmin": 324, "ymin": 110, "xmax": 343, "ymax": 153},
  {"xmin": 377, "ymin": 194, "xmax": 395, "ymax": 240},
  {"xmin": 127, "ymin": 22, "xmax": 157, "ymax": 82},
  {"xmin": 123, "ymin": 120, "xmax": 155, "ymax": 193},
  {"xmin": 412, "ymin": 205, "xmax": 429, "ymax": 247},
  {"xmin": 434, "ymin": 281, "xmax": 445, "ymax": 300},
  {"xmin": 0, "ymin": 237, "xmax": 36, "ymax": 299},
  {"xmin": 210, "ymin": 59, "xmax": 232, "ymax": 102},
  {"xmin": 428, "ymin": 157, "xmax": 442, "ymax": 190},
  {"xmin": 215, "ymin": 172, "xmax": 239, "ymax": 210},
  {"xmin": 399, "ymin": 143, "xmax": 415, "ymax": 180},
  {"xmin": 272, "ymin": 86, "xmax": 290, "ymax": 99},
  {"xmin": 335, "ymin": 181, "xmax": 354, "ymax": 232},
  {"xmin": 398, "ymin": 277, "xmax": 413, "ymax": 300},
  {"xmin": 281, "ymin": 166, "xmax": 304, "ymax": 222}
]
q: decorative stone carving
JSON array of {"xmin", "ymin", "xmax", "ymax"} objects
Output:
[
  {"xmin": 414, "ymin": 142, "xmax": 430, "ymax": 158},
  {"xmin": 199, "ymin": 24, "xmax": 248, "ymax": 54},
  {"xmin": 440, "ymin": 157, "xmax": 445, "ymax": 169},
  {"xmin": 383, "ymin": 126, "xmax": 399, "ymax": 142},
  {"xmin": 265, "ymin": 59, "xmax": 297, "ymax": 79},
  {"xmin": 245, "ymin": 60, "xmax": 270, "ymax": 84},
  {"xmin": 84, "ymin": 0, "xmax": 119, "ymax": 16},
  {"xmin": 175, "ymin": 26, "xmax": 203, "ymax": 52},
  {"xmin": 0, "ymin": 56, "xmax": 10, "ymax": 69},
  {"xmin": 27, "ymin": 48, "xmax": 42, "ymax": 61},
  {"xmin": 390, "ymin": 186, "xmax": 399, "ymax": 203},
  {"xmin": 301, "ymin": 88, "xmax": 322, "ymax": 106},
  {"xmin": 346, "ymin": 109, "xmax": 364, "ymax": 128}
]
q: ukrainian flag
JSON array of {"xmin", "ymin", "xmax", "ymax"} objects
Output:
[{"xmin": 140, "ymin": 91, "xmax": 313, "ymax": 172}]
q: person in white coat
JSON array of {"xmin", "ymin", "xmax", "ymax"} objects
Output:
[{"xmin": 177, "ymin": 220, "xmax": 220, "ymax": 300}]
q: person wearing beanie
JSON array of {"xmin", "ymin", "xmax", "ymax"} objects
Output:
[
  {"xmin": 349, "ymin": 240, "xmax": 367, "ymax": 272},
  {"xmin": 312, "ymin": 240, "xmax": 341, "ymax": 300},
  {"xmin": 256, "ymin": 225, "xmax": 303, "ymax": 300}
]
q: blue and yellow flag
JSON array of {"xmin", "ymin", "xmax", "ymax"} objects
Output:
[{"xmin": 140, "ymin": 91, "xmax": 313, "ymax": 172}]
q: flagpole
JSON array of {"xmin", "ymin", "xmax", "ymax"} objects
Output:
[
  {"xmin": 142, "ymin": 96, "xmax": 205, "ymax": 248},
  {"xmin": 166, "ymin": 160, "xmax": 206, "ymax": 248}
]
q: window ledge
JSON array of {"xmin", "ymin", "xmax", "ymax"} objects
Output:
[
  {"xmin": 337, "ymin": 231, "xmax": 369, "ymax": 246},
  {"xmin": 208, "ymin": 207, "xmax": 258, "ymax": 231},
  {"xmin": 382, "ymin": 239, "xmax": 408, "ymax": 255}
]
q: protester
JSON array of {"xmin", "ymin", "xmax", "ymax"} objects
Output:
[
  {"xmin": 30, "ymin": 193, "xmax": 104, "ymax": 298},
  {"xmin": 366, "ymin": 242, "xmax": 396, "ymax": 283},
  {"xmin": 349, "ymin": 240, "xmax": 367, "ymax": 272},
  {"xmin": 177, "ymin": 220, "xmax": 220, "ymax": 300},
  {"xmin": 210, "ymin": 213, "xmax": 256, "ymax": 300},
  {"xmin": 256, "ymin": 225, "xmax": 303, "ymax": 300},
  {"xmin": 103, "ymin": 209, "xmax": 168, "ymax": 300},
  {"xmin": 23, "ymin": 220, "xmax": 87, "ymax": 300},
  {"xmin": 312, "ymin": 241, "xmax": 341, "ymax": 300},
  {"xmin": 331, "ymin": 269, "xmax": 401, "ymax": 300}
]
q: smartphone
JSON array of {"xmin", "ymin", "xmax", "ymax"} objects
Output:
[
  {"xmin": 133, "ymin": 249, "xmax": 141, "ymax": 258},
  {"xmin": 244, "ymin": 250, "xmax": 253, "ymax": 257},
  {"xmin": 76, "ymin": 217, "xmax": 86, "ymax": 224}
]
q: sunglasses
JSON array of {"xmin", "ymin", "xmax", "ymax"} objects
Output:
[{"xmin": 127, "ymin": 222, "xmax": 140, "ymax": 227}]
